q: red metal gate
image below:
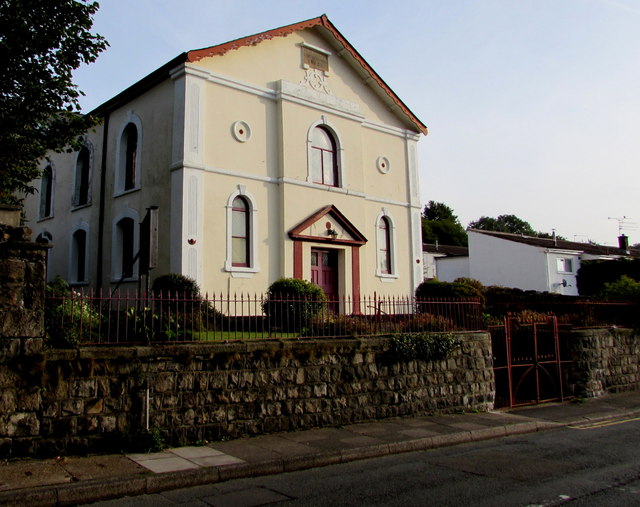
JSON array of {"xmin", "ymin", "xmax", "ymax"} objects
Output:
[{"xmin": 491, "ymin": 315, "xmax": 573, "ymax": 408}]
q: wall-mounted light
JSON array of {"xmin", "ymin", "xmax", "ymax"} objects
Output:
[{"xmin": 188, "ymin": 238, "xmax": 196, "ymax": 245}]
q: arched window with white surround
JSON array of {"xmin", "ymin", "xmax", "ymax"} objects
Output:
[
  {"xmin": 111, "ymin": 209, "xmax": 139, "ymax": 281},
  {"xmin": 69, "ymin": 223, "xmax": 89, "ymax": 284},
  {"xmin": 225, "ymin": 186, "xmax": 259, "ymax": 275},
  {"xmin": 375, "ymin": 210, "xmax": 397, "ymax": 279},
  {"xmin": 73, "ymin": 144, "xmax": 92, "ymax": 207},
  {"xmin": 307, "ymin": 121, "xmax": 343, "ymax": 188},
  {"xmin": 115, "ymin": 114, "xmax": 142, "ymax": 195},
  {"xmin": 231, "ymin": 196, "xmax": 250, "ymax": 267},
  {"xmin": 39, "ymin": 164, "xmax": 54, "ymax": 219}
]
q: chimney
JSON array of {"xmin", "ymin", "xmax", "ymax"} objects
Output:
[
  {"xmin": 552, "ymin": 229, "xmax": 557, "ymax": 246},
  {"xmin": 618, "ymin": 234, "xmax": 629, "ymax": 250}
]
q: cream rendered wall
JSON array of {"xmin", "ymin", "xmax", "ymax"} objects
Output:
[{"xmin": 189, "ymin": 26, "xmax": 423, "ymax": 296}]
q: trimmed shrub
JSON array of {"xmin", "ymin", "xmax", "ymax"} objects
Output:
[
  {"xmin": 397, "ymin": 312, "xmax": 455, "ymax": 332},
  {"xmin": 263, "ymin": 278, "xmax": 327, "ymax": 332},
  {"xmin": 152, "ymin": 273, "xmax": 201, "ymax": 298},
  {"xmin": 390, "ymin": 332, "xmax": 461, "ymax": 362},
  {"xmin": 306, "ymin": 313, "xmax": 373, "ymax": 337},
  {"xmin": 415, "ymin": 279, "xmax": 483, "ymax": 301},
  {"xmin": 147, "ymin": 273, "xmax": 222, "ymax": 340}
]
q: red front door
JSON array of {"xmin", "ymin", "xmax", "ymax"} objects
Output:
[{"xmin": 311, "ymin": 249, "xmax": 338, "ymax": 302}]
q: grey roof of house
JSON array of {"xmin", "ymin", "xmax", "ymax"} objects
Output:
[
  {"xmin": 468, "ymin": 229, "xmax": 639, "ymax": 257},
  {"xmin": 422, "ymin": 243, "xmax": 469, "ymax": 257}
]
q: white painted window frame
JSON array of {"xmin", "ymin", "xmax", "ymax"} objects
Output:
[
  {"xmin": 111, "ymin": 208, "xmax": 140, "ymax": 282},
  {"xmin": 375, "ymin": 209, "xmax": 398, "ymax": 280},
  {"xmin": 69, "ymin": 221, "xmax": 90, "ymax": 285},
  {"xmin": 114, "ymin": 112, "xmax": 143, "ymax": 196},
  {"xmin": 72, "ymin": 140, "xmax": 93, "ymax": 209},
  {"xmin": 306, "ymin": 117, "xmax": 345, "ymax": 188},
  {"xmin": 224, "ymin": 185, "xmax": 259, "ymax": 277}
]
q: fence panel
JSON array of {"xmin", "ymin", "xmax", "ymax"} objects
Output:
[{"xmin": 45, "ymin": 290, "xmax": 483, "ymax": 345}]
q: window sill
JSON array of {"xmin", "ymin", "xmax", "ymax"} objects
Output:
[
  {"xmin": 110, "ymin": 276, "xmax": 139, "ymax": 283},
  {"xmin": 37, "ymin": 215, "xmax": 54, "ymax": 223},
  {"xmin": 71, "ymin": 203, "xmax": 92, "ymax": 212},
  {"xmin": 225, "ymin": 265, "xmax": 259, "ymax": 278},
  {"xmin": 113, "ymin": 187, "xmax": 141, "ymax": 198},
  {"xmin": 376, "ymin": 272, "xmax": 398, "ymax": 282}
]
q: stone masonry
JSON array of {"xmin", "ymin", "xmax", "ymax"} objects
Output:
[
  {"xmin": 0, "ymin": 333, "xmax": 495, "ymax": 458},
  {"xmin": 565, "ymin": 328, "xmax": 640, "ymax": 398}
]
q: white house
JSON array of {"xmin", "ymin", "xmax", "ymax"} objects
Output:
[
  {"xmin": 422, "ymin": 243, "xmax": 468, "ymax": 280},
  {"xmin": 436, "ymin": 230, "xmax": 637, "ymax": 295},
  {"xmin": 23, "ymin": 16, "xmax": 427, "ymax": 304}
]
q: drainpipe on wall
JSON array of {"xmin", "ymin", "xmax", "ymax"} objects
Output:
[{"xmin": 96, "ymin": 113, "xmax": 110, "ymax": 292}]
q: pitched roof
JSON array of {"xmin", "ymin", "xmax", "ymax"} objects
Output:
[
  {"xmin": 187, "ymin": 15, "xmax": 426, "ymax": 134},
  {"xmin": 469, "ymin": 229, "xmax": 639, "ymax": 257},
  {"xmin": 92, "ymin": 15, "xmax": 427, "ymax": 134},
  {"xmin": 422, "ymin": 243, "xmax": 469, "ymax": 257}
]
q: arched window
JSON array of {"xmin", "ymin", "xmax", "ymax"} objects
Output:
[
  {"xmin": 123, "ymin": 123, "xmax": 138, "ymax": 191},
  {"xmin": 310, "ymin": 126, "xmax": 338, "ymax": 187},
  {"xmin": 225, "ymin": 187, "xmax": 259, "ymax": 274},
  {"xmin": 112, "ymin": 210, "xmax": 139, "ymax": 281},
  {"xmin": 73, "ymin": 146, "xmax": 91, "ymax": 207},
  {"xmin": 71, "ymin": 228, "xmax": 88, "ymax": 283},
  {"xmin": 377, "ymin": 216, "xmax": 391, "ymax": 274},
  {"xmin": 116, "ymin": 116, "xmax": 142, "ymax": 194},
  {"xmin": 231, "ymin": 196, "xmax": 249, "ymax": 267},
  {"xmin": 376, "ymin": 212, "xmax": 397, "ymax": 278},
  {"xmin": 40, "ymin": 165, "xmax": 54, "ymax": 219},
  {"xmin": 118, "ymin": 217, "xmax": 135, "ymax": 279}
]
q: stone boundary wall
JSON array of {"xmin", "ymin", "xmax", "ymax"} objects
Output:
[
  {"xmin": 565, "ymin": 328, "xmax": 640, "ymax": 398},
  {"xmin": 0, "ymin": 333, "xmax": 494, "ymax": 458}
]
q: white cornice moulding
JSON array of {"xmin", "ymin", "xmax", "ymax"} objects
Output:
[{"xmin": 277, "ymin": 80, "xmax": 362, "ymax": 118}]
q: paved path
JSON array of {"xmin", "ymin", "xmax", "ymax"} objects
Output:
[{"xmin": 1, "ymin": 392, "xmax": 639, "ymax": 507}]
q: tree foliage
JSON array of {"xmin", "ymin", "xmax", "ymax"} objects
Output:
[
  {"xmin": 468, "ymin": 214, "xmax": 536, "ymax": 236},
  {"xmin": 0, "ymin": 0, "xmax": 108, "ymax": 204},
  {"xmin": 421, "ymin": 201, "xmax": 468, "ymax": 246}
]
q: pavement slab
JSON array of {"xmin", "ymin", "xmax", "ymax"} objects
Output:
[
  {"xmin": 0, "ymin": 391, "xmax": 639, "ymax": 506},
  {"xmin": 0, "ymin": 460, "xmax": 70, "ymax": 491}
]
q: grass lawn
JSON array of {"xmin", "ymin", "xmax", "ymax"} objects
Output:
[{"xmin": 193, "ymin": 330, "xmax": 300, "ymax": 341}]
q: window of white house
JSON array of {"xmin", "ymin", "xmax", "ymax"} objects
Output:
[
  {"xmin": 39, "ymin": 165, "xmax": 54, "ymax": 219},
  {"xmin": 73, "ymin": 146, "xmax": 91, "ymax": 207},
  {"xmin": 231, "ymin": 196, "xmax": 249, "ymax": 267},
  {"xmin": 557, "ymin": 258, "xmax": 574, "ymax": 273},
  {"xmin": 310, "ymin": 126, "xmax": 339, "ymax": 187},
  {"xmin": 71, "ymin": 228, "xmax": 88, "ymax": 284}
]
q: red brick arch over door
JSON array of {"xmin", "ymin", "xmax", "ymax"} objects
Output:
[{"xmin": 288, "ymin": 205, "xmax": 367, "ymax": 312}]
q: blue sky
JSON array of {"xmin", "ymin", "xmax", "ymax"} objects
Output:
[{"xmin": 74, "ymin": 0, "xmax": 640, "ymax": 245}]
